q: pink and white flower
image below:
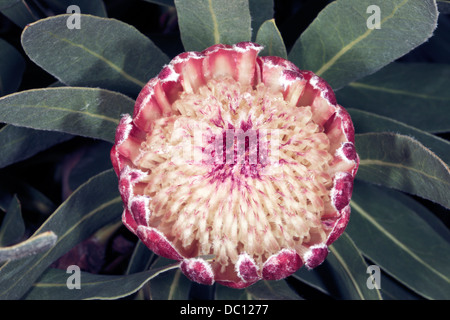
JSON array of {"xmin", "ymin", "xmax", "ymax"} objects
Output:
[{"xmin": 111, "ymin": 42, "xmax": 359, "ymax": 288}]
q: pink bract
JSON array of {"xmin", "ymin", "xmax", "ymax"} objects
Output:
[{"xmin": 111, "ymin": 42, "xmax": 359, "ymax": 288}]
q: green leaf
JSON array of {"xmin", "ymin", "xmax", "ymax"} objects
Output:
[
  {"xmin": 338, "ymin": 63, "xmax": 450, "ymax": 133},
  {"xmin": 0, "ymin": 125, "xmax": 72, "ymax": 169},
  {"xmin": 0, "ymin": 0, "xmax": 39, "ymax": 28},
  {"xmin": 23, "ymin": 262, "xmax": 180, "ymax": 300},
  {"xmin": 215, "ymin": 284, "xmax": 248, "ymax": 300},
  {"xmin": 245, "ymin": 280, "xmax": 302, "ymax": 300},
  {"xmin": 355, "ymin": 133, "xmax": 450, "ymax": 209},
  {"xmin": 0, "ymin": 169, "xmax": 123, "ymax": 299},
  {"xmin": 396, "ymin": 190, "xmax": 450, "ymax": 243},
  {"xmin": 175, "ymin": 0, "xmax": 252, "ymax": 52},
  {"xmin": 289, "ymin": 0, "xmax": 438, "ymax": 89},
  {"xmin": 0, "ymin": 87, "xmax": 134, "ymax": 143},
  {"xmin": 249, "ymin": 0, "xmax": 274, "ymax": 40},
  {"xmin": 125, "ymin": 240, "xmax": 155, "ymax": 275},
  {"xmin": 348, "ymin": 180, "xmax": 450, "ymax": 299},
  {"xmin": 44, "ymin": 0, "xmax": 107, "ymax": 17},
  {"xmin": 0, "ymin": 195, "xmax": 25, "ymax": 247},
  {"xmin": 21, "ymin": 14, "xmax": 169, "ymax": 97},
  {"xmin": 348, "ymin": 109, "xmax": 450, "ymax": 166},
  {"xmin": 293, "ymin": 266, "xmax": 331, "ymax": 297},
  {"xmin": 326, "ymin": 233, "xmax": 383, "ymax": 300},
  {"xmin": 378, "ymin": 270, "xmax": 422, "ymax": 300},
  {"xmin": 147, "ymin": 257, "xmax": 191, "ymax": 299},
  {"xmin": 0, "ymin": 231, "xmax": 57, "ymax": 263},
  {"xmin": 255, "ymin": 19, "xmax": 287, "ymax": 59},
  {"xmin": 0, "ymin": 38, "xmax": 26, "ymax": 96}
]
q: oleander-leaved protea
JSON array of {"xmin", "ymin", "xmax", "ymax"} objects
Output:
[{"xmin": 111, "ymin": 42, "xmax": 359, "ymax": 288}]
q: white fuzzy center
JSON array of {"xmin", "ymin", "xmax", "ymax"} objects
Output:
[{"xmin": 136, "ymin": 77, "xmax": 334, "ymax": 271}]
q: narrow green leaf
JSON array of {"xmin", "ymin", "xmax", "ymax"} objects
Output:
[
  {"xmin": 0, "ymin": 169, "xmax": 123, "ymax": 300},
  {"xmin": 0, "ymin": 125, "xmax": 72, "ymax": 169},
  {"xmin": 249, "ymin": 0, "xmax": 274, "ymax": 40},
  {"xmin": 255, "ymin": 19, "xmax": 287, "ymax": 59},
  {"xmin": 0, "ymin": 87, "xmax": 134, "ymax": 143},
  {"xmin": 295, "ymin": 245, "xmax": 405, "ymax": 300},
  {"xmin": 396, "ymin": 190, "xmax": 450, "ymax": 243},
  {"xmin": 175, "ymin": 0, "xmax": 252, "ymax": 52},
  {"xmin": 0, "ymin": 38, "xmax": 26, "ymax": 96},
  {"xmin": 338, "ymin": 63, "xmax": 450, "ymax": 133},
  {"xmin": 23, "ymin": 263, "xmax": 180, "ymax": 300},
  {"xmin": 0, "ymin": 231, "xmax": 57, "ymax": 263},
  {"xmin": 21, "ymin": 14, "xmax": 169, "ymax": 97},
  {"xmin": 125, "ymin": 240, "xmax": 155, "ymax": 275},
  {"xmin": 0, "ymin": 0, "xmax": 39, "ymax": 28},
  {"xmin": 245, "ymin": 280, "xmax": 302, "ymax": 300},
  {"xmin": 327, "ymin": 233, "xmax": 383, "ymax": 300},
  {"xmin": 378, "ymin": 270, "xmax": 422, "ymax": 300},
  {"xmin": 147, "ymin": 257, "xmax": 190, "ymax": 300},
  {"xmin": 348, "ymin": 180, "xmax": 450, "ymax": 299},
  {"xmin": 0, "ymin": 195, "xmax": 25, "ymax": 247},
  {"xmin": 293, "ymin": 266, "xmax": 331, "ymax": 297},
  {"xmin": 215, "ymin": 284, "xmax": 248, "ymax": 300},
  {"xmin": 349, "ymin": 109, "xmax": 450, "ymax": 166},
  {"xmin": 289, "ymin": 0, "xmax": 438, "ymax": 89},
  {"xmin": 355, "ymin": 133, "xmax": 450, "ymax": 209}
]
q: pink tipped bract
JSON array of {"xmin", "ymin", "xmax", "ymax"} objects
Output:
[{"xmin": 111, "ymin": 42, "xmax": 359, "ymax": 288}]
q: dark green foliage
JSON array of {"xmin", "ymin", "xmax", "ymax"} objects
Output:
[{"xmin": 0, "ymin": 0, "xmax": 448, "ymax": 300}]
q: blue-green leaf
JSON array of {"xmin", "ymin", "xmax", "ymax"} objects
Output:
[
  {"xmin": 255, "ymin": 19, "xmax": 287, "ymax": 59},
  {"xmin": 0, "ymin": 195, "xmax": 25, "ymax": 247},
  {"xmin": 348, "ymin": 109, "xmax": 450, "ymax": 166},
  {"xmin": 0, "ymin": 0, "xmax": 39, "ymax": 28},
  {"xmin": 348, "ymin": 180, "xmax": 450, "ymax": 299},
  {"xmin": 338, "ymin": 63, "xmax": 450, "ymax": 133},
  {"xmin": 21, "ymin": 14, "xmax": 169, "ymax": 97},
  {"xmin": 326, "ymin": 233, "xmax": 383, "ymax": 300},
  {"xmin": 175, "ymin": 0, "xmax": 252, "ymax": 51},
  {"xmin": 147, "ymin": 257, "xmax": 191, "ymax": 300},
  {"xmin": 0, "ymin": 169, "xmax": 123, "ymax": 299},
  {"xmin": 244, "ymin": 280, "xmax": 302, "ymax": 300},
  {"xmin": 0, "ymin": 125, "xmax": 72, "ymax": 169},
  {"xmin": 24, "ymin": 262, "xmax": 180, "ymax": 300},
  {"xmin": 355, "ymin": 133, "xmax": 450, "ymax": 209},
  {"xmin": 289, "ymin": 0, "xmax": 438, "ymax": 89},
  {"xmin": 0, "ymin": 87, "xmax": 134, "ymax": 143},
  {"xmin": 249, "ymin": 0, "xmax": 274, "ymax": 40},
  {"xmin": 0, "ymin": 231, "xmax": 57, "ymax": 264}
]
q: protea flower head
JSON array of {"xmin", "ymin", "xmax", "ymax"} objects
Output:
[{"xmin": 111, "ymin": 42, "xmax": 359, "ymax": 288}]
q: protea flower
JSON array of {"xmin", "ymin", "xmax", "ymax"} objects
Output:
[{"xmin": 111, "ymin": 42, "xmax": 359, "ymax": 288}]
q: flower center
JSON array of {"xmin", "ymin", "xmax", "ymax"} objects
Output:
[{"xmin": 135, "ymin": 76, "xmax": 334, "ymax": 277}]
